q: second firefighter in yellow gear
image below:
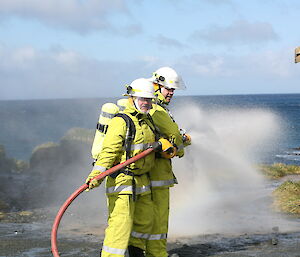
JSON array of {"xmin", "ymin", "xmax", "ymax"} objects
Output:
[
  {"xmin": 86, "ymin": 78, "xmax": 159, "ymax": 257},
  {"xmin": 128, "ymin": 67, "xmax": 190, "ymax": 257}
]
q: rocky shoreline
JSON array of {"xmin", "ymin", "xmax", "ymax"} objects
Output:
[
  {"xmin": 1, "ymin": 215, "xmax": 300, "ymax": 257},
  {"xmin": 1, "ymin": 129, "xmax": 300, "ymax": 256}
]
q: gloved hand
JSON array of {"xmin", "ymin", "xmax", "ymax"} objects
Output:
[
  {"xmin": 85, "ymin": 173, "xmax": 104, "ymax": 192},
  {"xmin": 182, "ymin": 133, "xmax": 192, "ymax": 146},
  {"xmin": 158, "ymin": 138, "xmax": 177, "ymax": 159},
  {"xmin": 150, "ymin": 141, "xmax": 162, "ymax": 151}
]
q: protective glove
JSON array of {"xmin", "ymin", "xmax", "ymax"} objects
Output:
[
  {"xmin": 182, "ymin": 133, "xmax": 192, "ymax": 146},
  {"xmin": 150, "ymin": 141, "xmax": 162, "ymax": 151},
  {"xmin": 158, "ymin": 138, "xmax": 177, "ymax": 159},
  {"xmin": 85, "ymin": 173, "xmax": 104, "ymax": 192}
]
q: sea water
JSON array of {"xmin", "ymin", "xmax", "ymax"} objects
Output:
[{"xmin": 0, "ymin": 94, "xmax": 299, "ymax": 164}]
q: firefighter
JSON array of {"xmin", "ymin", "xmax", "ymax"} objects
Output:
[
  {"xmin": 128, "ymin": 67, "xmax": 191, "ymax": 257},
  {"xmin": 85, "ymin": 78, "xmax": 176, "ymax": 257}
]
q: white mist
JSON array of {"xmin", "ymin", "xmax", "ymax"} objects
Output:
[{"xmin": 168, "ymin": 103, "xmax": 293, "ymax": 236}]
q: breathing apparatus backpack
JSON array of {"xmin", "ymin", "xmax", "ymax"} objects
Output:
[
  {"xmin": 91, "ymin": 101, "xmax": 136, "ymax": 162},
  {"xmin": 91, "ymin": 103, "xmax": 119, "ymax": 160}
]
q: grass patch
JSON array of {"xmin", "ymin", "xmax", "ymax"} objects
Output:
[
  {"xmin": 272, "ymin": 181, "xmax": 300, "ymax": 215},
  {"xmin": 259, "ymin": 163, "xmax": 300, "ymax": 179}
]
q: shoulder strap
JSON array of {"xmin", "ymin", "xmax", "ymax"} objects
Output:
[
  {"xmin": 115, "ymin": 113, "xmax": 136, "ymax": 160},
  {"xmin": 147, "ymin": 113, "xmax": 161, "ymax": 141}
]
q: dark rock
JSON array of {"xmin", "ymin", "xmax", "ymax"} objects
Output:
[{"xmin": 0, "ymin": 128, "xmax": 93, "ymax": 211}]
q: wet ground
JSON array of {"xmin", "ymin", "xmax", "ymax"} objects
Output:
[
  {"xmin": 1, "ymin": 175, "xmax": 300, "ymax": 257},
  {"xmin": 168, "ymin": 231, "xmax": 300, "ymax": 257},
  {"xmin": 0, "ymin": 220, "xmax": 103, "ymax": 257},
  {"xmin": 1, "ymin": 216, "xmax": 300, "ymax": 257}
]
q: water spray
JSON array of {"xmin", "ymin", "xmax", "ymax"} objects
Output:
[
  {"xmin": 51, "ymin": 147, "xmax": 155, "ymax": 257},
  {"xmin": 169, "ymin": 105, "xmax": 283, "ymax": 236}
]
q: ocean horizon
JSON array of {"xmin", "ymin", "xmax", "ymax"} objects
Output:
[{"xmin": 0, "ymin": 93, "xmax": 299, "ymax": 165}]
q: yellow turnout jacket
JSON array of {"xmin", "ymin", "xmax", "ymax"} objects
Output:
[
  {"xmin": 149, "ymin": 92, "xmax": 184, "ymax": 189},
  {"xmin": 92, "ymin": 104, "xmax": 156, "ymax": 196}
]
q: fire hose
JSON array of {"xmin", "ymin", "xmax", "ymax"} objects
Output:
[{"xmin": 51, "ymin": 147, "xmax": 155, "ymax": 257}]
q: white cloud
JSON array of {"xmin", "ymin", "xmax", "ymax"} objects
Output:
[
  {"xmin": 0, "ymin": 44, "xmax": 160, "ymax": 100},
  {"xmin": 0, "ymin": 43, "xmax": 298, "ymax": 100},
  {"xmin": 176, "ymin": 46, "xmax": 298, "ymax": 81},
  {"xmin": 191, "ymin": 19, "xmax": 279, "ymax": 45},
  {"xmin": 0, "ymin": 0, "xmax": 140, "ymax": 35},
  {"xmin": 152, "ymin": 34, "xmax": 187, "ymax": 49}
]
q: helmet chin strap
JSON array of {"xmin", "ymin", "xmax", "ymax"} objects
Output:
[
  {"xmin": 153, "ymin": 83, "xmax": 162, "ymax": 93},
  {"xmin": 134, "ymin": 97, "xmax": 149, "ymax": 114}
]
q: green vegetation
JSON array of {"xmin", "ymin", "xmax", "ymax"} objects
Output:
[
  {"xmin": 13, "ymin": 159, "xmax": 29, "ymax": 172},
  {"xmin": 32, "ymin": 142, "xmax": 59, "ymax": 154},
  {"xmin": 0, "ymin": 144, "xmax": 28, "ymax": 173},
  {"xmin": 29, "ymin": 128, "xmax": 93, "ymax": 172},
  {"xmin": 31, "ymin": 127, "xmax": 93, "ymax": 156},
  {"xmin": 273, "ymin": 181, "xmax": 300, "ymax": 215},
  {"xmin": 258, "ymin": 163, "xmax": 300, "ymax": 216},
  {"xmin": 61, "ymin": 127, "xmax": 94, "ymax": 143},
  {"xmin": 259, "ymin": 163, "xmax": 300, "ymax": 179}
]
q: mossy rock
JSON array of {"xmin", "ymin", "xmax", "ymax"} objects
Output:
[
  {"xmin": 273, "ymin": 181, "xmax": 300, "ymax": 215},
  {"xmin": 30, "ymin": 142, "xmax": 60, "ymax": 170},
  {"xmin": 29, "ymin": 129, "xmax": 92, "ymax": 178},
  {"xmin": 61, "ymin": 127, "xmax": 94, "ymax": 144},
  {"xmin": 32, "ymin": 142, "xmax": 59, "ymax": 154},
  {"xmin": 259, "ymin": 163, "xmax": 300, "ymax": 179},
  {"xmin": 0, "ymin": 145, "xmax": 28, "ymax": 173},
  {"xmin": 14, "ymin": 159, "xmax": 29, "ymax": 172}
]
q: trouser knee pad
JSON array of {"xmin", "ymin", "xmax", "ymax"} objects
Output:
[{"xmin": 128, "ymin": 245, "xmax": 145, "ymax": 257}]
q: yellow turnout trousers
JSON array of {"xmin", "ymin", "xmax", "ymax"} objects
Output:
[
  {"xmin": 101, "ymin": 194, "xmax": 153, "ymax": 257},
  {"xmin": 129, "ymin": 188, "xmax": 170, "ymax": 257},
  {"xmin": 145, "ymin": 189, "xmax": 169, "ymax": 257}
]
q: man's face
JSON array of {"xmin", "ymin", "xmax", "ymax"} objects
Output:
[
  {"xmin": 137, "ymin": 97, "xmax": 152, "ymax": 113},
  {"xmin": 161, "ymin": 87, "xmax": 175, "ymax": 103}
]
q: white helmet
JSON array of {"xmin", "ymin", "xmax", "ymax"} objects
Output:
[
  {"xmin": 125, "ymin": 78, "xmax": 156, "ymax": 99},
  {"xmin": 150, "ymin": 67, "xmax": 186, "ymax": 90}
]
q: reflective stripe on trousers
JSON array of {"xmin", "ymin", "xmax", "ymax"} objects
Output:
[
  {"xmin": 102, "ymin": 194, "xmax": 153, "ymax": 256},
  {"xmin": 102, "ymin": 245, "xmax": 126, "ymax": 256},
  {"xmin": 131, "ymin": 231, "xmax": 167, "ymax": 240},
  {"xmin": 145, "ymin": 189, "xmax": 170, "ymax": 257}
]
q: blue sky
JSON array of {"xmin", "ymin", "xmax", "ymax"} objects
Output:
[{"xmin": 0, "ymin": 0, "xmax": 299, "ymax": 100}]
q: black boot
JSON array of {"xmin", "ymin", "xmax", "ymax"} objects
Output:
[{"xmin": 128, "ymin": 245, "xmax": 145, "ymax": 257}]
